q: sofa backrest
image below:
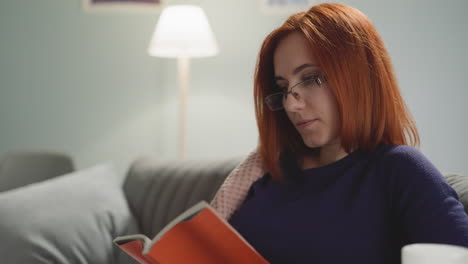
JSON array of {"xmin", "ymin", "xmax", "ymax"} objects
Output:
[
  {"xmin": 123, "ymin": 156, "xmax": 468, "ymax": 238},
  {"xmin": 123, "ymin": 156, "xmax": 242, "ymax": 238}
]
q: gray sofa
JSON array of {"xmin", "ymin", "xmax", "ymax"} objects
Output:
[
  {"xmin": 0, "ymin": 152, "xmax": 242, "ymax": 264},
  {"xmin": 0, "ymin": 151, "xmax": 467, "ymax": 264}
]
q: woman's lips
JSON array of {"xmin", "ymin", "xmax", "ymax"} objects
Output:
[{"xmin": 296, "ymin": 119, "xmax": 317, "ymax": 128}]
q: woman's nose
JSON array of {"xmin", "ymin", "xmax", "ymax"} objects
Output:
[{"xmin": 283, "ymin": 92, "xmax": 305, "ymax": 112}]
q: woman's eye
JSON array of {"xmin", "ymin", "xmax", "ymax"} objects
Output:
[
  {"xmin": 301, "ymin": 75, "xmax": 319, "ymax": 87},
  {"xmin": 275, "ymin": 85, "xmax": 288, "ymax": 92},
  {"xmin": 304, "ymin": 75, "xmax": 318, "ymax": 81}
]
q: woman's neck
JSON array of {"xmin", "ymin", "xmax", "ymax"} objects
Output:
[{"xmin": 300, "ymin": 143, "xmax": 349, "ymax": 169}]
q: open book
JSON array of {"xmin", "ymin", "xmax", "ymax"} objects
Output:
[{"xmin": 113, "ymin": 200, "xmax": 269, "ymax": 264}]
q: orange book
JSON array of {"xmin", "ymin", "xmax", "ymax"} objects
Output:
[{"xmin": 113, "ymin": 201, "xmax": 269, "ymax": 264}]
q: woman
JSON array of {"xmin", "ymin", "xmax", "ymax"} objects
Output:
[{"xmin": 211, "ymin": 3, "xmax": 468, "ymax": 264}]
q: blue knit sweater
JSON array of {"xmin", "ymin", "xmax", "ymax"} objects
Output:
[{"xmin": 228, "ymin": 144, "xmax": 468, "ymax": 264}]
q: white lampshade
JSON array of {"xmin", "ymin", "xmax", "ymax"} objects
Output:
[{"xmin": 148, "ymin": 5, "xmax": 219, "ymax": 58}]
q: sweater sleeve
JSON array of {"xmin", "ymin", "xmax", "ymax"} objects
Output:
[{"xmin": 384, "ymin": 145, "xmax": 468, "ymax": 247}]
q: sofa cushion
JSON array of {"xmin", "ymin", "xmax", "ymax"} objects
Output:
[{"xmin": 0, "ymin": 163, "xmax": 138, "ymax": 264}]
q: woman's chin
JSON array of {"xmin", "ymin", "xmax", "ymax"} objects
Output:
[
  {"xmin": 302, "ymin": 135, "xmax": 341, "ymax": 150},
  {"xmin": 302, "ymin": 138, "xmax": 323, "ymax": 149}
]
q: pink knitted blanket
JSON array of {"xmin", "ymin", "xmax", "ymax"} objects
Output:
[{"xmin": 210, "ymin": 150, "xmax": 265, "ymax": 220}]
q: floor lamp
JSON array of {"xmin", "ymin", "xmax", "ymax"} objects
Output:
[{"xmin": 148, "ymin": 5, "xmax": 219, "ymax": 159}]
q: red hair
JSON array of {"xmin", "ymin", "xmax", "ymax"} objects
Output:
[{"xmin": 254, "ymin": 3, "xmax": 419, "ymax": 182}]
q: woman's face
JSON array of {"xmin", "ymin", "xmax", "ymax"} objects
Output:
[{"xmin": 273, "ymin": 32, "xmax": 341, "ymax": 149}]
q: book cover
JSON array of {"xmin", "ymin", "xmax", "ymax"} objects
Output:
[{"xmin": 113, "ymin": 200, "xmax": 269, "ymax": 264}]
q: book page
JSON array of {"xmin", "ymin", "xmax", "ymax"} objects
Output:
[
  {"xmin": 150, "ymin": 200, "xmax": 209, "ymax": 245},
  {"xmin": 114, "ymin": 236, "xmax": 159, "ymax": 264},
  {"xmin": 113, "ymin": 234, "xmax": 152, "ymax": 246}
]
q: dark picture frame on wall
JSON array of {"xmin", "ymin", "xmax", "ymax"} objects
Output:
[
  {"xmin": 82, "ymin": 0, "xmax": 164, "ymax": 12},
  {"xmin": 260, "ymin": 0, "xmax": 318, "ymax": 14}
]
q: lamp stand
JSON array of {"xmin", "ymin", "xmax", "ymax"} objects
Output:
[{"xmin": 178, "ymin": 56, "xmax": 189, "ymax": 159}]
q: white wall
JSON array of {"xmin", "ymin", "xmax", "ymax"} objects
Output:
[{"xmin": 1, "ymin": 0, "xmax": 467, "ymax": 176}]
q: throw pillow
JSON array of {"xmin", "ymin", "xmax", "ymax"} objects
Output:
[{"xmin": 0, "ymin": 163, "xmax": 138, "ymax": 264}]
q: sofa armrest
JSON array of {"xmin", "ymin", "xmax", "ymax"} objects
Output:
[
  {"xmin": 444, "ymin": 173, "xmax": 468, "ymax": 214},
  {"xmin": 0, "ymin": 151, "xmax": 74, "ymax": 192},
  {"xmin": 123, "ymin": 156, "xmax": 242, "ymax": 238}
]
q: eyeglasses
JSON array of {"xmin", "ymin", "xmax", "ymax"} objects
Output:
[{"xmin": 264, "ymin": 75, "xmax": 327, "ymax": 111}]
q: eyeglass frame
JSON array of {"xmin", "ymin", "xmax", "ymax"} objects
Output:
[{"xmin": 264, "ymin": 74, "xmax": 328, "ymax": 111}]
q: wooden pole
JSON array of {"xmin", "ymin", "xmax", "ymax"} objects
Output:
[{"xmin": 178, "ymin": 57, "xmax": 189, "ymax": 159}]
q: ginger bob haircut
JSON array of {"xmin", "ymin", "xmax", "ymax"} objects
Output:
[{"xmin": 254, "ymin": 3, "xmax": 419, "ymax": 181}]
